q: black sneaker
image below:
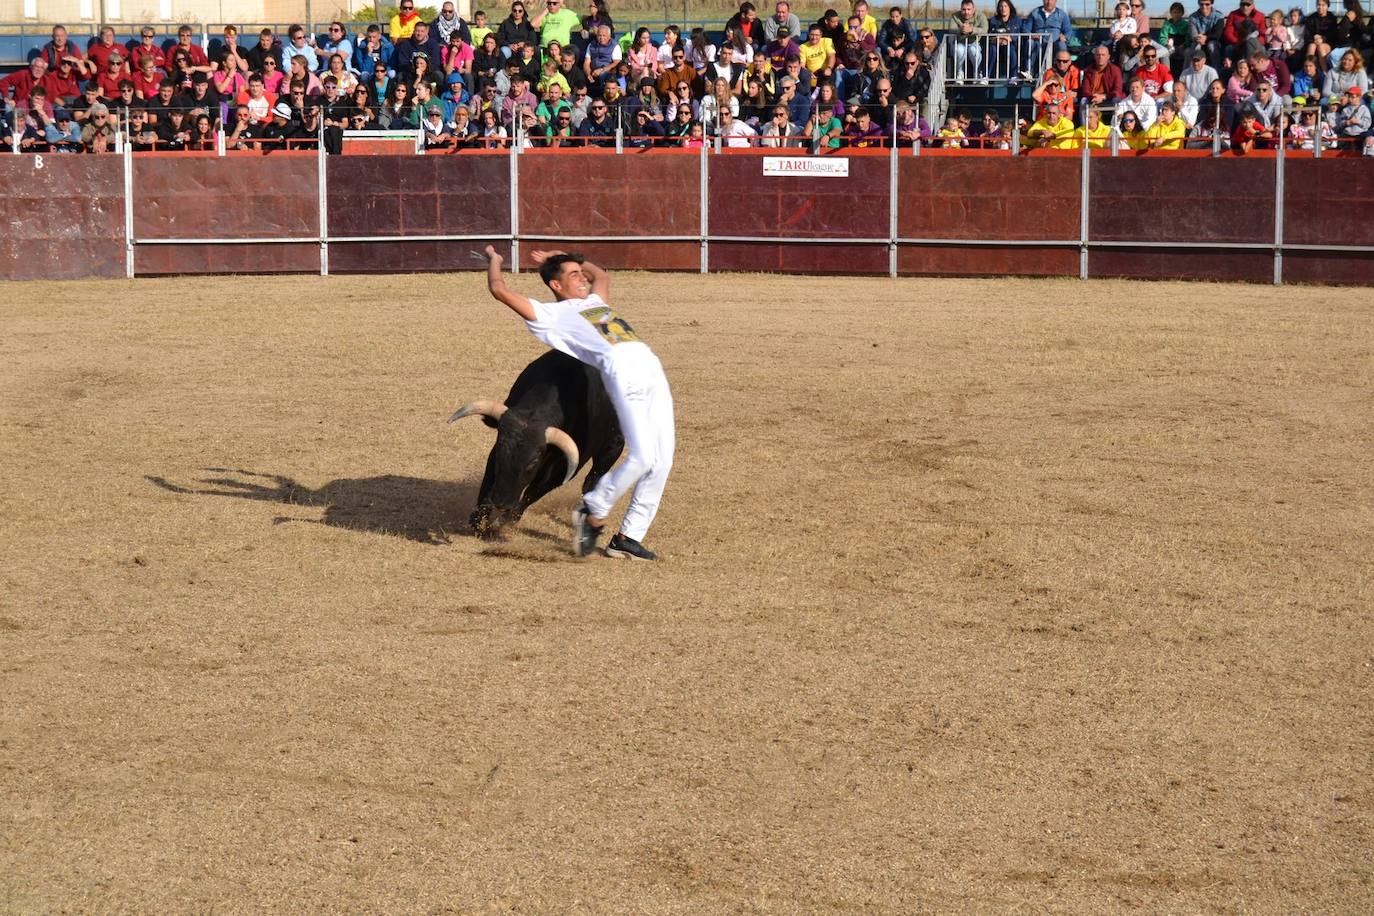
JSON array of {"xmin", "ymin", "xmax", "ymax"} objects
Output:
[
  {"xmin": 604, "ymin": 533, "xmax": 658, "ymax": 561},
  {"xmin": 571, "ymin": 504, "xmax": 603, "ymax": 557}
]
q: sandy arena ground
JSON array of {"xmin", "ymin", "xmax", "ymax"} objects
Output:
[{"xmin": 1, "ymin": 273, "xmax": 1371, "ymax": 913}]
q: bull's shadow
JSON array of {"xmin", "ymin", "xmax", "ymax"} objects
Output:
[{"xmin": 146, "ymin": 468, "xmax": 484, "ymax": 545}]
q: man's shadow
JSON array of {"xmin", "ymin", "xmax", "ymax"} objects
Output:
[{"xmin": 146, "ymin": 468, "xmax": 484, "ymax": 545}]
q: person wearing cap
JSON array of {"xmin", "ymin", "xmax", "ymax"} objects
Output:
[
  {"xmin": 1179, "ymin": 47, "xmax": 1219, "ymax": 100},
  {"xmin": 1221, "ymin": 0, "xmax": 1266, "ymax": 66},
  {"xmin": 42, "ymin": 106, "xmax": 82, "ymax": 150},
  {"xmin": 1331, "ymin": 85, "xmax": 1371, "ymax": 140},
  {"xmin": 763, "ymin": 25, "xmax": 802, "ymax": 71}
]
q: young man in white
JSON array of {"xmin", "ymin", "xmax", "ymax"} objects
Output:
[{"xmin": 479, "ymin": 245, "xmax": 674, "ymax": 560}]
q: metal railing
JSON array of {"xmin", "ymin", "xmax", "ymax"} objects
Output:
[{"xmin": 944, "ymin": 31, "xmax": 1055, "ymax": 84}]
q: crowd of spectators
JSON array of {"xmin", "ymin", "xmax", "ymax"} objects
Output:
[{"xmin": 0, "ymin": 0, "xmax": 1370, "ymax": 155}]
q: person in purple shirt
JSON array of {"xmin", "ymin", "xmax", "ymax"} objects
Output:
[{"xmin": 843, "ymin": 105, "xmax": 886, "ymax": 146}]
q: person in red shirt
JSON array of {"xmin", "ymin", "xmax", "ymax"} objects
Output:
[
  {"xmin": 0, "ymin": 57, "xmax": 48, "ymax": 105},
  {"xmin": 235, "ymin": 73, "xmax": 278, "ymax": 125},
  {"xmin": 1078, "ymin": 43, "xmax": 1124, "ymax": 106},
  {"xmin": 131, "ymin": 26, "xmax": 167, "ymax": 71},
  {"xmin": 39, "ymin": 25, "xmax": 93, "ymax": 79},
  {"xmin": 173, "ymin": 24, "xmax": 210, "ymax": 68},
  {"xmin": 131, "ymin": 55, "xmax": 164, "ymax": 99},
  {"xmin": 1221, "ymin": 0, "xmax": 1266, "ymax": 67},
  {"xmin": 40, "ymin": 56, "xmax": 84, "ymax": 105},
  {"xmin": 86, "ymin": 26, "xmax": 123, "ymax": 72},
  {"xmin": 96, "ymin": 51, "xmax": 130, "ymax": 98},
  {"xmin": 1229, "ymin": 108, "xmax": 1270, "ymax": 152},
  {"xmin": 1134, "ymin": 44, "xmax": 1174, "ymax": 97},
  {"xmin": 1041, "ymin": 49, "xmax": 1081, "ymax": 97}
]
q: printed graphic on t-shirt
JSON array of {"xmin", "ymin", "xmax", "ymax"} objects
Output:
[{"xmin": 580, "ymin": 305, "xmax": 641, "ymax": 345}]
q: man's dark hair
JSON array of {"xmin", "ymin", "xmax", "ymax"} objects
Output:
[{"xmin": 539, "ymin": 252, "xmax": 584, "ymax": 288}]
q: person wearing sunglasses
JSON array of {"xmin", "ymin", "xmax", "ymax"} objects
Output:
[
  {"xmin": 1186, "ymin": 0, "xmax": 1225, "ymax": 72},
  {"xmin": 1134, "ymin": 44, "xmax": 1174, "ymax": 98},
  {"xmin": 319, "ymin": 22, "xmax": 355, "ymax": 72},
  {"xmin": 390, "ymin": 0, "xmax": 424, "ymax": 42}
]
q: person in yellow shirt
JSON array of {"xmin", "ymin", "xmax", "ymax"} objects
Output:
[
  {"xmin": 390, "ymin": 0, "xmax": 424, "ymax": 41},
  {"xmin": 1146, "ymin": 100, "xmax": 1187, "ymax": 150},
  {"xmin": 1117, "ymin": 110, "xmax": 1149, "ymax": 150},
  {"xmin": 937, "ymin": 116, "xmax": 966, "ymax": 147},
  {"xmin": 798, "ymin": 23, "xmax": 836, "ymax": 78},
  {"xmin": 1025, "ymin": 106, "xmax": 1075, "ymax": 148},
  {"xmin": 1069, "ymin": 107, "xmax": 1113, "ymax": 148},
  {"xmin": 853, "ymin": 0, "xmax": 879, "ymax": 37}
]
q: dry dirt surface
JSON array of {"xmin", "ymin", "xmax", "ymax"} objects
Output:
[{"xmin": 1, "ymin": 273, "xmax": 1371, "ymax": 913}]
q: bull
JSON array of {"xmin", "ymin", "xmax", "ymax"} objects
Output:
[{"xmin": 450, "ymin": 349, "xmax": 624, "ymax": 535}]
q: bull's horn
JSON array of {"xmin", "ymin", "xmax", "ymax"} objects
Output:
[
  {"xmin": 545, "ymin": 426, "xmax": 580, "ymax": 485},
  {"xmin": 448, "ymin": 400, "xmax": 507, "ymax": 424}
]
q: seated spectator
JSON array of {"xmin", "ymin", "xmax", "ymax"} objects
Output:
[
  {"xmin": 1164, "ymin": 80, "xmax": 1199, "ymax": 129},
  {"xmin": 1330, "ymin": 85, "xmax": 1372, "ymax": 142},
  {"xmin": 423, "ymin": 104, "xmax": 455, "ymax": 148},
  {"xmin": 259, "ymin": 56, "xmax": 287, "ymax": 95},
  {"xmin": 71, "ymin": 81, "xmax": 103, "ymax": 123},
  {"xmin": 500, "ymin": 74, "xmax": 538, "ymax": 128},
  {"xmin": 246, "ymin": 28, "xmax": 282, "ymax": 73},
  {"xmin": 1134, "ymin": 45, "xmax": 1174, "ymax": 97},
  {"xmin": 706, "ymin": 43, "xmax": 746, "ymax": 92},
  {"xmin": 893, "ymin": 99, "xmax": 931, "ymax": 147},
  {"xmin": 1178, "ymin": 48, "xmax": 1219, "ymax": 100},
  {"xmin": 628, "ymin": 107, "xmax": 666, "ymax": 145},
  {"xmin": 377, "ymin": 80, "xmax": 415, "ymax": 127},
  {"xmin": 844, "ymin": 105, "xmax": 885, "ymax": 145},
  {"xmin": 1194, "ymin": 77, "xmax": 1233, "ymax": 142},
  {"xmin": 1080, "ymin": 44, "xmax": 1125, "ymax": 107},
  {"xmin": 364, "ymin": 61, "xmax": 391, "ymax": 106},
  {"xmin": 235, "ymin": 73, "xmax": 277, "ymax": 125},
  {"xmin": 657, "ymin": 44, "xmax": 696, "ymax": 97},
  {"xmin": 1130, "ymin": 0, "xmax": 1151, "ymax": 37},
  {"xmin": 478, "ymin": 106, "xmax": 508, "ymax": 146},
  {"xmin": 213, "ymin": 57, "xmax": 248, "ymax": 101},
  {"xmin": 1118, "ymin": 109, "xmax": 1150, "ymax": 148},
  {"xmin": 156, "ymin": 107, "xmax": 194, "ymax": 150},
  {"xmin": 776, "ymin": 74, "xmax": 811, "ymax": 126},
  {"xmin": 765, "ymin": 26, "xmax": 803, "ymax": 71},
  {"xmin": 1070, "ymin": 106, "xmax": 1114, "ymax": 147},
  {"xmin": 443, "ymin": 32, "xmax": 474, "ymax": 83},
  {"xmin": 535, "ymin": 81, "xmax": 572, "ymax": 123},
  {"xmin": 557, "ymin": 46, "xmax": 590, "ymax": 94},
  {"xmin": 110, "ymin": 81, "xmax": 140, "ymax": 123},
  {"xmin": 1026, "ymin": 105, "xmax": 1075, "ymax": 147},
  {"xmin": 354, "ymin": 25, "xmax": 394, "ymax": 75},
  {"xmin": 325, "ymin": 54, "xmax": 359, "ymax": 95},
  {"xmin": 1246, "ymin": 49, "xmax": 1290, "ymax": 98},
  {"xmin": 717, "ymin": 108, "xmax": 758, "ymax": 145},
  {"xmin": 1159, "ymin": 2, "xmax": 1193, "ymax": 73},
  {"xmin": 319, "ymin": 22, "xmax": 355, "ymax": 72},
  {"xmin": 446, "ymin": 102, "xmax": 475, "ymax": 142},
  {"xmin": 798, "ymin": 24, "xmax": 837, "ymax": 86},
  {"xmin": 739, "ymin": 77, "xmax": 771, "ymax": 126},
  {"xmin": 95, "ymin": 51, "xmax": 129, "ymax": 100},
  {"xmin": 182, "ymin": 73, "xmax": 221, "ymax": 124},
  {"xmin": 625, "ymin": 28, "xmax": 660, "ymax": 83},
  {"xmin": 625, "ymin": 79, "xmax": 662, "ymax": 123},
  {"xmin": 1033, "ymin": 72, "xmax": 1074, "ymax": 118},
  {"xmin": 656, "ymin": 24, "xmax": 684, "ymax": 69},
  {"xmin": 496, "ymin": 3, "xmax": 539, "ymax": 53},
  {"xmin": 1115, "ymin": 75, "xmax": 1158, "ymax": 128},
  {"xmin": 511, "ymin": 41, "xmax": 543, "ymax": 87},
  {"xmin": 600, "ymin": 80, "xmax": 628, "ymax": 125},
  {"xmin": 220, "ymin": 25, "xmax": 250, "ymax": 75},
  {"xmin": 1289, "ymin": 105, "xmax": 1336, "ymax": 148},
  {"xmin": 1110, "ymin": 2, "xmax": 1139, "ymax": 46},
  {"xmin": 1147, "ymin": 99, "xmax": 1188, "ymax": 146},
  {"xmin": 392, "ymin": 0, "xmax": 425, "ymax": 42},
  {"xmin": 1229, "ymin": 107, "xmax": 1272, "ymax": 152},
  {"xmin": 42, "ymin": 57, "xmax": 84, "ymax": 106},
  {"xmin": 1323, "ymin": 49, "xmax": 1368, "ymax": 105},
  {"xmin": 35, "ymin": 105, "xmax": 78, "ymax": 150},
  {"xmin": 936, "ymin": 115, "xmax": 966, "ymax": 147},
  {"xmin": 1242, "ymin": 80, "xmax": 1282, "ymax": 127},
  {"xmin": 130, "ymin": 55, "xmax": 164, "ymax": 101},
  {"xmin": 144, "ymin": 81, "xmax": 179, "ymax": 126},
  {"xmin": 172, "ymin": 24, "xmax": 211, "ymax": 69},
  {"xmin": 1226, "ymin": 57, "xmax": 1254, "ymax": 105},
  {"xmin": 394, "ymin": 21, "xmax": 443, "ymax": 76},
  {"xmin": 685, "ymin": 27, "xmax": 717, "ymax": 74},
  {"xmin": 759, "ymin": 104, "xmax": 803, "ymax": 145},
  {"xmin": 698, "ymin": 76, "xmax": 737, "ymax": 131},
  {"xmin": 131, "ymin": 25, "xmax": 166, "ymax": 71},
  {"xmin": 1222, "ymin": 0, "xmax": 1266, "ymax": 66},
  {"xmin": 836, "ymin": 15, "xmax": 875, "ymax": 98},
  {"xmin": 576, "ymin": 95, "xmax": 616, "ymax": 144},
  {"xmin": 127, "ymin": 107, "xmax": 158, "ymax": 149},
  {"xmin": 287, "ymin": 54, "xmax": 324, "ymax": 98},
  {"xmin": 663, "ymin": 79, "xmax": 696, "ymax": 120},
  {"xmin": 1290, "ymin": 55, "xmax": 1322, "ymax": 104},
  {"xmin": 86, "ymin": 26, "xmax": 124, "ymax": 74},
  {"xmin": 189, "ymin": 113, "xmax": 217, "ymax": 150},
  {"xmin": 411, "ymin": 53, "xmax": 443, "ymax": 94},
  {"xmin": 665, "ymin": 102, "xmax": 696, "ymax": 141},
  {"xmin": 80, "ymin": 102, "xmax": 117, "ymax": 149}
]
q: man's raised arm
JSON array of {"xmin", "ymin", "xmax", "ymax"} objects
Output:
[{"xmin": 481, "ymin": 245, "xmax": 537, "ymax": 320}]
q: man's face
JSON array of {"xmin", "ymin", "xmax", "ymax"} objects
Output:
[
  {"xmin": 1055, "ymin": 52, "xmax": 1072, "ymax": 69},
  {"xmin": 1094, "ymin": 46, "xmax": 1109, "ymax": 66},
  {"xmin": 590, "ymin": 100, "xmax": 607, "ymax": 121},
  {"xmin": 414, "ymin": 24, "xmax": 429, "ymax": 41},
  {"xmin": 890, "ymin": 9, "xmax": 903, "ymax": 23},
  {"xmin": 53, "ymin": 25, "xmax": 68, "ymax": 43},
  {"xmin": 179, "ymin": 29, "xmax": 192, "ymax": 45},
  {"xmin": 551, "ymin": 261, "xmax": 592, "ymax": 299},
  {"xmin": 249, "ymin": 80, "xmax": 264, "ymax": 97},
  {"xmin": 100, "ymin": 27, "xmax": 115, "ymax": 45},
  {"xmin": 1192, "ymin": 54, "xmax": 1205, "ymax": 69},
  {"xmin": 443, "ymin": 2, "xmax": 455, "ymax": 14},
  {"xmin": 808, "ymin": 27, "xmax": 822, "ymax": 43},
  {"xmin": 30, "ymin": 58, "xmax": 47, "ymax": 77},
  {"xmin": 159, "ymin": 84, "xmax": 174, "ymax": 101},
  {"xmin": 961, "ymin": 2, "xmax": 974, "ymax": 18},
  {"xmin": 141, "ymin": 31, "xmax": 155, "ymax": 46},
  {"xmin": 259, "ymin": 32, "xmax": 273, "ymax": 48},
  {"xmin": 325, "ymin": 83, "xmax": 338, "ymax": 97}
]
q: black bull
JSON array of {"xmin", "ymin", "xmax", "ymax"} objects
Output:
[{"xmin": 450, "ymin": 350, "xmax": 624, "ymax": 533}]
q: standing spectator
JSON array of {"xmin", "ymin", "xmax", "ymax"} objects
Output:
[
  {"xmin": 766, "ymin": 2, "xmax": 804, "ymax": 43},
  {"xmin": 354, "ymin": 25, "xmax": 394, "ymax": 75},
  {"xmin": 319, "ymin": 23, "xmax": 355, "ymax": 72},
  {"xmin": 246, "ymin": 29, "xmax": 282, "ymax": 73},
  {"xmin": 1080, "ymin": 43, "xmax": 1125, "ymax": 106},
  {"xmin": 988, "ymin": 0, "xmax": 1026, "ymax": 81},
  {"xmin": 534, "ymin": 0, "xmax": 582, "ymax": 50},
  {"xmin": 1222, "ymin": 0, "xmax": 1267, "ymax": 66},
  {"xmin": 1027, "ymin": 0, "xmax": 1075, "ymax": 61},
  {"xmin": 391, "ymin": 0, "xmax": 425, "ymax": 42}
]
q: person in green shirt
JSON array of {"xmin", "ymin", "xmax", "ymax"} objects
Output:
[
  {"xmin": 533, "ymin": 0, "xmax": 582, "ymax": 49},
  {"xmin": 1158, "ymin": 2, "xmax": 1192, "ymax": 75}
]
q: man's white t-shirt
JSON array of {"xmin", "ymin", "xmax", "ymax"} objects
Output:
[{"xmin": 525, "ymin": 294, "xmax": 649, "ymax": 375}]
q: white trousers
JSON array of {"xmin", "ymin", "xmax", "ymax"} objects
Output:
[{"xmin": 584, "ymin": 346, "xmax": 675, "ymax": 542}]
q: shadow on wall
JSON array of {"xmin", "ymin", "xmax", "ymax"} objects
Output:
[{"xmin": 146, "ymin": 468, "xmax": 480, "ymax": 545}]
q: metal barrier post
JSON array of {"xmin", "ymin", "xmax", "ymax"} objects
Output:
[
  {"xmin": 1313, "ymin": 109, "xmax": 1322, "ymax": 158},
  {"xmin": 615, "ymin": 127, "xmax": 623, "ymax": 153},
  {"xmin": 122, "ymin": 133, "xmax": 134, "ymax": 279},
  {"xmin": 1211, "ymin": 106, "xmax": 1221, "ymax": 156},
  {"xmin": 1011, "ymin": 104, "xmax": 1020, "ymax": 155},
  {"xmin": 1079, "ymin": 102, "xmax": 1090, "ymax": 280},
  {"xmin": 317, "ymin": 116, "xmax": 328, "ymax": 276},
  {"xmin": 699, "ymin": 140, "xmax": 708, "ymax": 274},
  {"xmin": 509, "ymin": 141, "xmax": 520, "ymax": 273},
  {"xmin": 1274, "ymin": 123, "xmax": 1284, "ymax": 285},
  {"xmin": 889, "ymin": 116, "xmax": 898, "ymax": 278}
]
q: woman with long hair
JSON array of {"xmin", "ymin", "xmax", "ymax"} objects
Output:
[
  {"xmin": 212, "ymin": 53, "xmax": 247, "ymax": 99},
  {"xmin": 580, "ymin": 0, "xmax": 614, "ymax": 46},
  {"xmin": 723, "ymin": 25, "xmax": 754, "ymax": 65},
  {"xmin": 1323, "ymin": 48, "xmax": 1368, "ymax": 101},
  {"xmin": 378, "ymin": 79, "xmax": 415, "ymax": 128},
  {"xmin": 1117, "ymin": 110, "xmax": 1149, "ymax": 149},
  {"xmin": 656, "ymin": 24, "xmax": 683, "ymax": 68},
  {"xmin": 190, "ymin": 112, "xmax": 217, "ymax": 150},
  {"xmin": 411, "ymin": 52, "xmax": 441, "ymax": 93},
  {"xmin": 626, "ymin": 27, "xmax": 659, "ymax": 83},
  {"xmin": 697, "ymin": 75, "xmax": 738, "ymax": 132},
  {"xmin": 665, "ymin": 101, "xmax": 696, "ymax": 141},
  {"xmin": 1333, "ymin": 0, "xmax": 1369, "ymax": 55},
  {"xmin": 473, "ymin": 33, "xmax": 502, "ymax": 84},
  {"xmin": 813, "ymin": 80, "xmax": 846, "ymax": 122},
  {"xmin": 479, "ymin": 106, "xmax": 508, "ymax": 147},
  {"xmin": 326, "ymin": 53, "xmax": 358, "ymax": 95},
  {"xmin": 739, "ymin": 77, "xmax": 770, "ymax": 127},
  {"xmin": 1195, "ymin": 77, "xmax": 1234, "ymax": 144},
  {"xmin": 664, "ymin": 79, "xmax": 696, "ymax": 120},
  {"xmin": 987, "ymin": 0, "xmax": 1024, "ymax": 81},
  {"xmin": 686, "ymin": 27, "xmax": 717, "ymax": 74},
  {"xmin": 365, "ymin": 60, "xmax": 390, "ymax": 105},
  {"xmin": 497, "ymin": 3, "xmax": 539, "ymax": 53},
  {"xmin": 287, "ymin": 53, "xmax": 322, "ymax": 97}
]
